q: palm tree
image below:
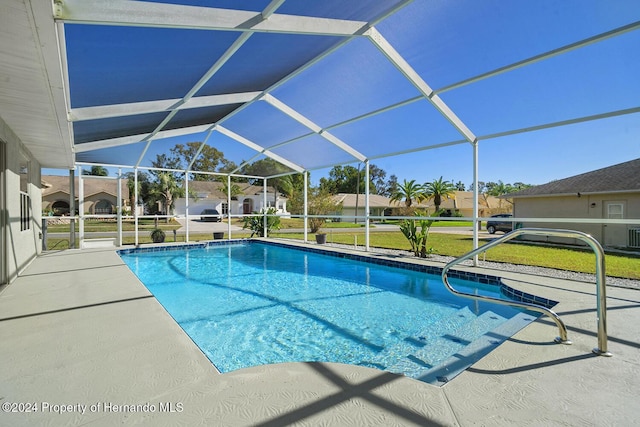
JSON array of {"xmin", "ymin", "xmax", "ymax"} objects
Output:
[
  {"xmin": 149, "ymin": 172, "xmax": 183, "ymax": 223},
  {"xmin": 221, "ymin": 179, "xmax": 243, "ymax": 199},
  {"xmin": 83, "ymin": 165, "xmax": 108, "ymax": 176},
  {"xmin": 424, "ymin": 176, "xmax": 456, "ymax": 212},
  {"xmin": 486, "ymin": 180, "xmax": 514, "ymax": 209},
  {"xmin": 390, "ymin": 179, "xmax": 426, "ymax": 208}
]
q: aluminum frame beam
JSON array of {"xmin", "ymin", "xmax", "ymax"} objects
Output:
[
  {"xmin": 74, "ymin": 124, "xmax": 213, "ymax": 153},
  {"xmin": 263, "ymin": 95, "xmax": 367, "ymax": 162},
  {"xmin": 366, "ymin": 27, "xmax": 477, "ymax": 144},
  {"xmin": 69, "ymin": 92, "xmax": 262, "ymax": 122},
  {"xmin": 56, "ymin": 0, "xmax": 367, "ymax": 37},
  {"xmin": 215, "ymin": 126, "xmax": 304, "ymax": 173}
]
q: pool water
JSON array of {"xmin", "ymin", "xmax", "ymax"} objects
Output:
[{"xmin": 120, "ymin": 242, "xmax": 536, "ymax": 383}]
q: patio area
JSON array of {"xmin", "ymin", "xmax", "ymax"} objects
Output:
[{"xmin": 1, "ymin": 243, "xmax": 638, "ymax": 426}]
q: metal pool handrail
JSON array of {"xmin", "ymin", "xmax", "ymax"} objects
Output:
[{"xmin": 441, "ymin": 228, "xmax": 612, "ymax": 356}]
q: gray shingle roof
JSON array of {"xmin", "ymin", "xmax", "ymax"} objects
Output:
[{"xmin": 509, "ymin": 158, "xmax": 640, "ymax": 197}]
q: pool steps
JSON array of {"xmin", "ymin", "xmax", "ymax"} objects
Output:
[
  {"xmin": 384, "ymin": 307, "xmax": 515, "ymax": 382},
  {"xmin": 416, "ymin": 311, "xmax": 537, "ymax": 384}
]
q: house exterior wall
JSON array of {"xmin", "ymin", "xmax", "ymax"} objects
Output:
[
  {"xmin": 42, "ymin": 190, "xmax": 76, "ymax": 215},
  {"xmin": 1, "ymin": 117, "xmax": 42, "ymax": 284},
  {"xmin": 513, "ymin": 192, "xmax": 640, "ymax": 247},
  {"xmin": 43, "ymin": 191, "xmax": 120, "ymax": 215},
  {"xmin": 85, "ymin": 193, "xmax": 117, "ymax": 214},
  {"xmin": 341, "ymin": 206, "xmax": 385, "ymax": 221}
]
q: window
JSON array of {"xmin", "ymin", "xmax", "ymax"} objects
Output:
[
  {"xmin": 608, "ymin": 203, "xmax": 624, "ymax": 219},
  {"xmin": 20, "ymin": 192, "xmax": 30, "ymax": 231},
  {"xmin": 221, "ymin": 203, "xmax": 229, "ymax": 215},
  {"xmin": 94, "ymin": 199, "xmax": 112, "ymax": 214}
]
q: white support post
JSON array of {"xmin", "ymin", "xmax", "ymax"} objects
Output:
[
  {"xmin": 365, "ymin": 160, "xmax": 370, "ymax": 251},
  {"xmin": 117, "ymin": 168, "xmax": 122, "ymax": 246},
  {"xmin": 78, "ymin": 172, "xmax": 84, "ymax": 248},
  {"xmin": 185, "ymin": 172, "xmax": 189, "ymax": 242},
  {"xmin": 69, "ymin": 168, "xmax": 75, "ymax": 249},
  {"xmin": 263, "ymin": 178, "xmax": 268, "ymax": 238},
  {"xmin": 303, "ymin": 171, "xmax": 308, "ymax": 243},
  {"xmin": 472, "ymin": 141, "xmax": 479, "ymax": 266},
  {"xmin": 227, "ymin": 174, "xmax": 232, "ymax": 239},
  {"xmin": 134, "ymin": 168, "xmax": 139, "ymax": 246}
]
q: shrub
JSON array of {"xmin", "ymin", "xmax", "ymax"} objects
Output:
[
  {"xmin": 150, "ymin": 228, "xmax": 165, "ymax": 243},
  {"xmin": 242, "ymin": 208, "xmax": 281, "ymax": 237},
  {"xmin": 400, "ymin": 211, "xmax": 436, "ymax": 258},
  {"xmin": 307, "ymin": 188, "xmax": 340, "ymax": 233}
]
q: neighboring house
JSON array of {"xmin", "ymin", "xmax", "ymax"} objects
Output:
[
  {"xmin": 331, "ymin": 194, "xmax": 394, "ymax": 220},
  {"xmin": 508, "ymin": 158, "xmax": 640, "ymax": 248},
  {"xmin": 173, "ymin": 181, "xmax": 289, "ymax": 217},
  {"xmin": 41, "ymin": 175, "xmax": 130, "ymax": 216},
  {"xmin": 437, "ymin": 191, "xmax": 505, "ymax": 218},
  {"xmin": 387, "ymin": 191, "xmax": 503, "ymax": 218},
  {"xmin": 332, "ymin": 191, "xmax": 503, "ymax": 220}
]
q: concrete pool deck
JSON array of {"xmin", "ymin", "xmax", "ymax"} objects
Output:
[{"xmin": 1, "ymin": 242, "xmax": 639, "ymax": 426}]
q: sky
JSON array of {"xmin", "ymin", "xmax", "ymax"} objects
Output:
[{"xmin": 47, "ymin": 1, "xmax": 640, "ymax": 190}]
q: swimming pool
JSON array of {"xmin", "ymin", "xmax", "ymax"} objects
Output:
[{"xmin": 119, "ymin": 241, "xmax": 547, "ymax": 384}]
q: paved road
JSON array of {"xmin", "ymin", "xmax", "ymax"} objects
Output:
[{"xmin": 174, "ymin": 218, "xmax": 243, "ymax": 233}]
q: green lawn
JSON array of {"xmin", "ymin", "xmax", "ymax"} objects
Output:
[
  {"xmin": 45, "ymin": 227, "xmax": 639, "ymax": 280},
  {"xmin": 268, "ymin": 231, "xmax": 640, "ymax": 280}
]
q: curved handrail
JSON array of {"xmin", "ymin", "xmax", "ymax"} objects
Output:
[{"xmin": 441, "ymin": 228, "xmax": 611, "ymax": 355}]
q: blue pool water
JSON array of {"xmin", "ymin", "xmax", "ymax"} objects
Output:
[{"xmin": 119, "ymin": 241, "xmax": 538, "ymax": 383}]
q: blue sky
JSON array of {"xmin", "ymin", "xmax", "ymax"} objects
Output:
[{"xmin": 49, "ymin": 1, "xmax": 640, "ymax": 189}]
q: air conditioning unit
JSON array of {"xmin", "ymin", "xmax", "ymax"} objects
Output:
[{"xmin": 628, "ymin": 228, "xmax": 640, "ymax": 248}]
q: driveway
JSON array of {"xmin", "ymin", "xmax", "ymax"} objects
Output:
[{"xmin": 175, "ymin": 218, "xmax": 243, "ymax": 233}]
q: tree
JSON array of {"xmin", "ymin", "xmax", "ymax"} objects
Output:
[
  {"xmin": 286, "ymin": 173, "xmax": 311, "ymax": 215},
  {"xmin": 220, "ymin": 179, "xmax": 243, "ymax": 200},
  {"xmin": 319, "ymin": 165, "xmax": 358, "ymax": 194},
  {"xmin": 307, "ymin": 187, "xmax": 341, "ymax": 233},
  {"xmin": 318, "ymin": 164, "xmax": 388, "ymax": 195},
  {"xmin": 381, "ymin": 174, "xmax": 399, "ymax": 197},
  {"xmin": 486, "ymin": 181, "xmax": 511, "ymax": 197},
  {"xmin": 485, "ymin": 180, "xmax": 531, "ymax": 209},
  {"xmin": 241, "ymin": 158, "xmax": 295, "ymax": 208},
  {"xmin": 512, "ymin": 182, "xmax": 532, "ymax": 192},
  {"xmin": 369, "ymin": 164, "xmax": 387, "ymax": 195},
  {"xmin": 455, "ymin": 180, "xmax": 466, "ymax": 191},
  {"xmin": 124, "ymin": 171, "xmax": 151, "ymax": 213},
  {"xmin": 169, "ymin": 142, "xmax": 231, "ymax": 179},
  {"xmin": 390, "ymin": 179, "xmax": 425, "ymax": 208},
  {"xmin": 82, "ymin": 165, "xmax": 108, "ymax": 176},
  {"xmin": 424, "ymin": 176, "xmax": 456, "ymax": 212},
  {"xmin": 149, "ymin": 171, "xmax": 184, "ymax": 222}
]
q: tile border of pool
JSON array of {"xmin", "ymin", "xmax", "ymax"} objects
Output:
[{"xmin": 118, "ymin": 239, "xmax": 558, "ymax": 310}]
